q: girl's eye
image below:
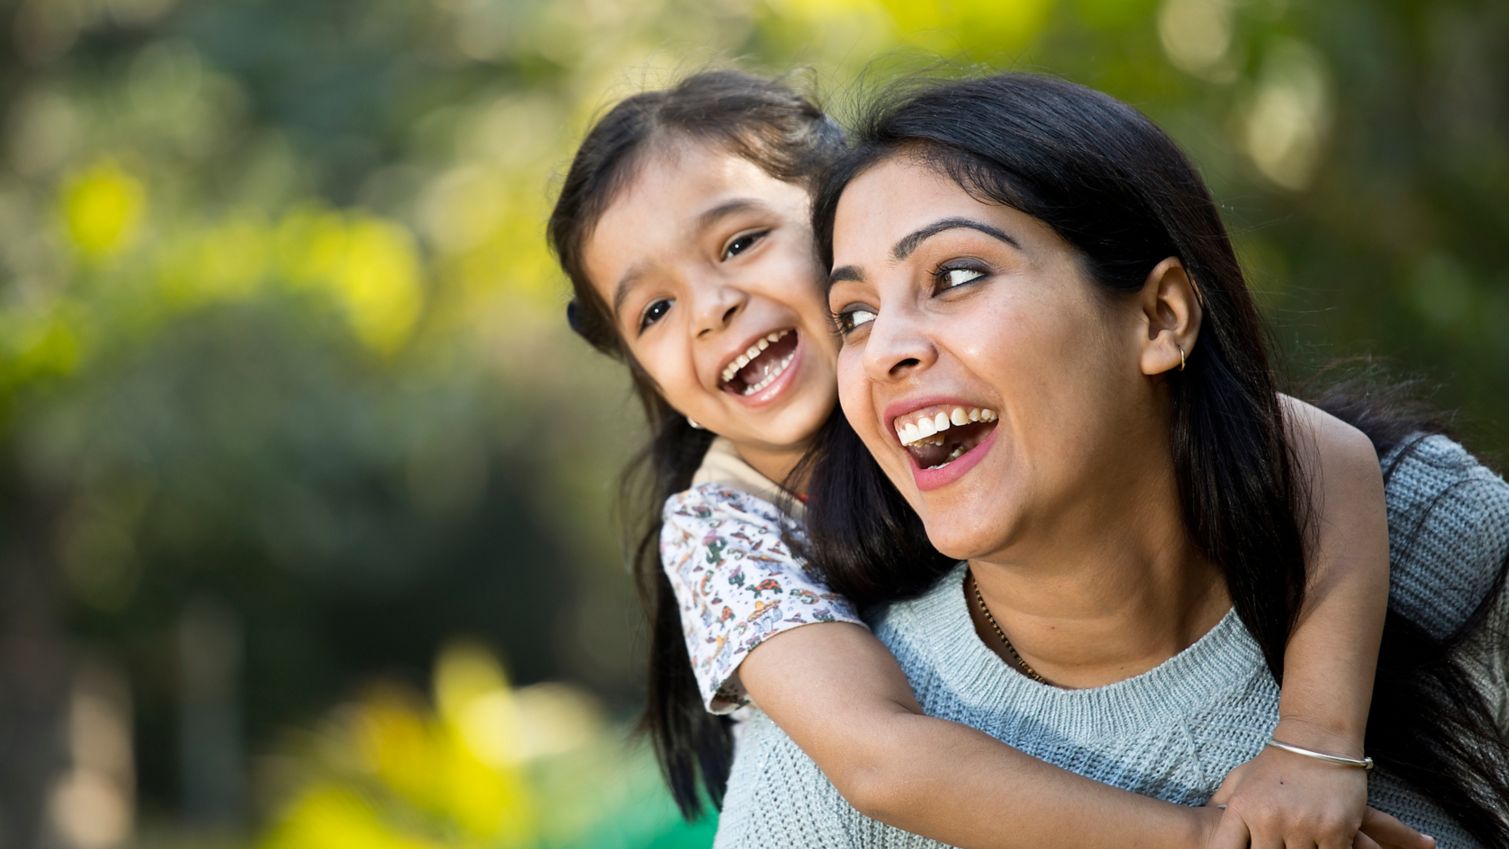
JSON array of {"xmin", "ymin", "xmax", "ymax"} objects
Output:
[
  {"xmin": 832, "ymin": 307, "xmax": 876, "ymax": 336},
  {"xmin": 638, "ymin": 298, "xmax": 672, "ymax": 332},
  {"xmin": 936, "ymin": 265, "xmax": 987, "ymax": 291},
  {"xmin": 722, "ymin": 230, "xmax": 769, "ymax": 260}
]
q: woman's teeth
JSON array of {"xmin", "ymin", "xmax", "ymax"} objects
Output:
[{"xmin": 895, "ymin": 406, "xmax": 997, "ymax": 446}]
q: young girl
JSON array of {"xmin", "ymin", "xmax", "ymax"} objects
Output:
[{"xmin": 547, "ymin": 70, "xmax": 1429, "ymax": 849}]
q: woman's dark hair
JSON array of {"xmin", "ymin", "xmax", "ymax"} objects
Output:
[
  {"xmin": 805, "ymin": 73, "xmax": 1509, "ymax": 843},
  {"xmin": 545, "ymin": 69, "xmax": 844, "ymax": 818}
]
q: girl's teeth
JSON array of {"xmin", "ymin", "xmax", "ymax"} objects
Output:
[
  {"xmin": 740, "ymin": 352, "xmax": 795, "ymax": 395},
  {"xmin": 895, "ymin": 406, "xmax": 999, "ymax": 445},
  {"xmin": 721, "ymin": 330, "xmax": 792, "ymax": 384}
]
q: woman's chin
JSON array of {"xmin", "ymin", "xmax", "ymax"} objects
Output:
[{"xmin": 923, "ymin": 524, "xmax": 1004, "ymax": 563}]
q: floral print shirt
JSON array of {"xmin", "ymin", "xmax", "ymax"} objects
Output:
[{"xmin": 661, "ymin": 451, "xmax": 865, "ymax": 713}]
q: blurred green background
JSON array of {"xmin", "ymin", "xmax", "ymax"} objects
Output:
[{"xmin": 0, "ymin": 0, "xmax": 1504, "ymax": 847}]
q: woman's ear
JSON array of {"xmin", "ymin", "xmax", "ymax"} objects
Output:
[{"xmin": 1136, "ymin": 257, "xmax": 1203, "ymax": 376}]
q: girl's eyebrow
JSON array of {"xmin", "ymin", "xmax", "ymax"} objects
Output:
[
  {"xmin": 613, "ymin": 198, "xmax": 770, "ymax": 316},
  {"xmin": 612, "ymin": 266, "xmax": 645, "ymax": 319},
  {"xmin": 828, "ymin": 217, "xmax": 1020, "ymax": 290},
  {"xmin": 696, "ymin": 197, "xmax": 766, "ymax": 230}
]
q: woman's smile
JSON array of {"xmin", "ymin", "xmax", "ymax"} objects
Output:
[
  {"xmin": 828, "ymin": 154, "xmax": 1152, "ymax": 561},
  {"xmin": 885, "ymin": 398, "xmax": 1001, "ymax": 489}
]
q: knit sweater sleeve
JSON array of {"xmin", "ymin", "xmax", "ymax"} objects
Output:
[{"xmin": 1380, "ymin": 434, "xmax": 1509, "ymax": 638}]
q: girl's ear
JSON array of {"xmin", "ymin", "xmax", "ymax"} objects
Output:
[{"xmin": 1136, "ymin": 257, "xmax": 1203, "ymax": 376}]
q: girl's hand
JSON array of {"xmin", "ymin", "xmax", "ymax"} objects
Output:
[{"xmin": 1203, "ymin": 734, "xmax": 1434, "ymax": 849}]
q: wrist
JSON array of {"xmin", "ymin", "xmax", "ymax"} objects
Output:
[
  {"xmin": 1274, "ymin": 714, "xmax": 1365, "ymax": 760},
  {"xmin": 1183, "ymin": 806, "xmax": 1223, "ymax": 849}
]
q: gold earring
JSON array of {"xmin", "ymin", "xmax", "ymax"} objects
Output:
[{"xmin": 1176, "ymin": 344, "xmax": 1187, "ymax": 372}]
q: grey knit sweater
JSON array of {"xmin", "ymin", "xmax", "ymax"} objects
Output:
[{"xmin": 713, "ymin": 435, "xmax": 1509, "ymax": 848}]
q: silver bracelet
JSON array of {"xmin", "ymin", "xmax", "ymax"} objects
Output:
[{"xmin": 1267, "ymin": 738, "xmax": 1374, "ymax": 770}]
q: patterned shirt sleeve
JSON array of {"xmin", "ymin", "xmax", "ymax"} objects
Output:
[{"xmin": 660, "ymin": 483, "xmax": 866, "ymax": 714}]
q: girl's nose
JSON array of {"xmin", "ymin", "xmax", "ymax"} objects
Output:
[{"xmin": 694, "ymin": 283, "xmax": 747, "ymax": 338}]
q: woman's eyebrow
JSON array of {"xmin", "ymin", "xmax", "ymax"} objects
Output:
[
  {"xmin": 827, "ymin": 265, "xmax": 863, "ymax": 289},
  {"xmin": 893, "ymin": 217, "xmax": 1020, "ymax": 260},
  {"xmin": 828, "ymin": 216, "xmax": 1020, "ymax": 290}
]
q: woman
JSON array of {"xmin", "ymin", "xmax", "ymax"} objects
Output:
[{"xmin": 707, "ymin": 74, "xmax": 1509, "ymax": 846}]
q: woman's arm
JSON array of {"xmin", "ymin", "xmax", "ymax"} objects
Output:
[{"xmin": 1207, "ymin": 397, "xmax": 1397, "ymax": 848}]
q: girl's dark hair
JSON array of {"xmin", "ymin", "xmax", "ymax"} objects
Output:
[
  {"xmin": 545, "ymin": 69, "xmax": 844, "ymax": 818},
  {"xmin": 805, "ymin": 73, "xmax": 1509, "ymax": 844}
]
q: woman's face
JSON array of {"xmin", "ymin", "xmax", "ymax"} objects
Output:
[
  {"xmin": 583, "ymin": 140, "xmax": 839, "ymax": 474},
  {"xmin": 827, "ymin": 156, "xmax": 1161, "ymax": 562}
]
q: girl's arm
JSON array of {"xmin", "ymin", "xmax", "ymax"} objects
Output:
[
  {"xmin": 664, "ymin": 464, "xmax": 1430, "ymax": 849},
  {"xmin": 739, "ymin": 622, "xmax": 1212, "ymax": 849},
  {"xmin": 1206, "ymin": 397, "xmax": 1398, "ymax": 848},
  {"xmin": 662, "ymin": 484, "xmax": 1210, "ymax": 849}
]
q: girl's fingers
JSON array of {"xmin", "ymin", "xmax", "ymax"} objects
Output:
[
  {"xmin": 1354, "ymin": 831, "xmax": 1385, "ymax": 849},
  {"xmin": 1359, "ymin": 808, "xmax": 1435, "ymax": 849}
]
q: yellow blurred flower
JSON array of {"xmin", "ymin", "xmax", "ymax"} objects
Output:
[
  {"xmin": 275, "ymin": 207, "xmax": 425, "ymax": 356},
  {"xmin": 60, "ymin": 160, "xmax": 147, "ymax": 259}
]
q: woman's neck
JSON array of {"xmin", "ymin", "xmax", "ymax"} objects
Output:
[{"xmin": 966, "ymin": 481, "xmax": 1231, "ymax": 689}]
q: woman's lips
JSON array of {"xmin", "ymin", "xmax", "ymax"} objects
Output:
[
  {"xmin": 881, "ymin": 397, "xmax": 1001, "ymax": 490},
  {"xmin": 907, "ymin": 422, "xmax": 999, "ymax": 492}
]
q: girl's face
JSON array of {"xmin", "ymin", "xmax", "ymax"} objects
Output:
[
  {"xmin": 583, "ymin": 140, "xmax": 840, "ymax": 479},
  {"xmin": 827, "ymin": 156, "xmax": 1161, "ymax": 562}
]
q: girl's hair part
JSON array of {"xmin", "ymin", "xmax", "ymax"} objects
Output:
[
  {"xmin": 804, "ymin": 73, "xmax": 1509, "ymax": 843},
  {"xmin": 546, "ymin": 68, "xmax": 845, "ymax": 818}
]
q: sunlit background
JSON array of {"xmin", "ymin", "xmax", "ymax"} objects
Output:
[{"xmin": 1, "ymin": 0, "xmax": 1505, "ymax": 847}]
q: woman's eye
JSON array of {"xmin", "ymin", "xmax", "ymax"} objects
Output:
[
  {"xmin": 937, "ymin": 265, "xmax": 987, "ymax": 290},
  {"xmin": 722, "ymin": 230, "xmax": 768, "ymax": 260},
  {"xmin": 638, "ymin": 299, "xmax": 672, "ymax": 332},
  {"xmin": 832, "ymin": 307, "xmax": 876, "ymax": 335}
]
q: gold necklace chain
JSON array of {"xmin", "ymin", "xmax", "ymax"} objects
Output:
[{"xmin": 968, "ymin": 570, "xmax": 1049, "ymax": 685}]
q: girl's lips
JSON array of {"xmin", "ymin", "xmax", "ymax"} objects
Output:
[
  {"xmin": 908, "ymin": 425, "xmax": 998, "ymax": 492},
  {"xmin": 727, "ymin": 334, "xmax": 805, "ymax": 408}
]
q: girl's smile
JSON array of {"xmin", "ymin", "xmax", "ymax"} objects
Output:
[{"xmin": 581, "ymin": 140, "xmax": 839, "ymax": 482}]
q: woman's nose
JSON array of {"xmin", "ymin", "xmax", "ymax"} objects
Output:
[
  {"xmin": 694, "ymin": 284, "xmax": 746, "ymax": 338},
  {"xmin": 862, "ymin": 306, "xmax": 937, "ymax": 383}
]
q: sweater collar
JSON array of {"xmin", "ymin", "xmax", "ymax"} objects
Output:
[{"xmin": 889, "ymin": 563, "xmax": 1266, "ymax": 738}]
